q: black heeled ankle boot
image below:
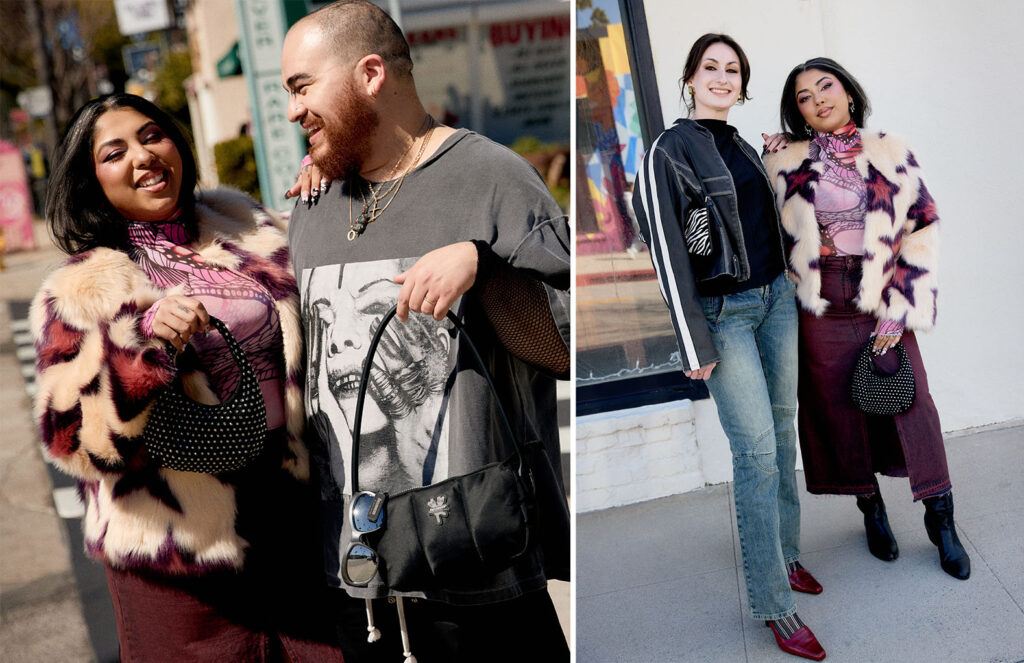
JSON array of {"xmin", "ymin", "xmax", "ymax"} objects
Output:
[
  {"xmin": 923, "ymin": 492, "xmax": 971, "ymax": 580},
  {"xmin": 856, "ymin": 491, "xmax": 899, "ymax": 561}
]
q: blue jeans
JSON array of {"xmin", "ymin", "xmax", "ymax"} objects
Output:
[{"xmin": 700, "ymin": 271, "xmax": 800, "ymax": 620}]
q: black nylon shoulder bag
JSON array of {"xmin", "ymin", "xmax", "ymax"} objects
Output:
[{"xmin": 344, "ymin": 306, "xmax": 568, "ymax": 593}]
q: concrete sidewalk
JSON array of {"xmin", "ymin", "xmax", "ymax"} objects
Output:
[{"xmin": 578, "ymin": 424, "xmax": 1024, "ymax": 662}]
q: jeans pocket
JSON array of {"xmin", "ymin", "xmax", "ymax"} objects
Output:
[{"xmin": 701, "ymin": 295, "xmax": 723, "ymax": 327}]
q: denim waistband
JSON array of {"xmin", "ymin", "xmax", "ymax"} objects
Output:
[{"xmin": 818, "ymin": 255, "xmax": 862, "ymax": 271}]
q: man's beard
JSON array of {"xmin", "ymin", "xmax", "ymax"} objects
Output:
[{"xmin": 310, "ymin": 79, "xmax": 379, "ymax": 181}]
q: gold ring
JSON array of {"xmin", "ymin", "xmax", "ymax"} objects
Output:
[{"xmin": 423, "ymin": 297, "xmax": 436, "ymax": 306}]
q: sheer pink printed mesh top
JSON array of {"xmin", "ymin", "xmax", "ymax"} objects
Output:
[{"xmin": 128, "ymin": 218, "xmax": 285, "ymax": 429}]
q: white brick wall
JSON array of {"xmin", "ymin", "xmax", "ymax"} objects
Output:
[
  {"xmin": 576, "ymin": 397, "xmax": 801, "ymax": 512},
  {"xmin": 576, "ymin": 400, "xmax": 712, "ymax": 512}
]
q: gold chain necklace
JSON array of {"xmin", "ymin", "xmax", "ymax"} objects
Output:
[{"xmin": 348, "ymin": 115, "xmax": 436, "ymax": 241}]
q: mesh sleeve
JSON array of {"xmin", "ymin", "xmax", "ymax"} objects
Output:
[{"xmin": 472, "ymin": 241, "xmax": 569, "ymax": 377}]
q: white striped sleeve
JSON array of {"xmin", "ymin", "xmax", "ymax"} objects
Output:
[{"xmin": 632, "ymin": 138, "xmax": 718, "ymax": 372}]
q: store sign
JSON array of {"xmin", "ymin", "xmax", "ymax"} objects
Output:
[
  {"xmin": 487, "ymin": 15, "xmax": 570, "ymax": 141},
  {"xmin": 236, "ymin": 0, "xmax": 305, "ymax": 211},
  {"xmin": 409, "ymin": 12, "xmax": 570, "ymax": 146},
  {"xmin": 113, "ymin": 0, "xmax": 173, "ymax": 35}
]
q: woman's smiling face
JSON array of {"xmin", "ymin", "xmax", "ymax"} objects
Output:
[
  {"xmin": 688, "ymin": 41, "xmax": 743, "ymax": 120},
  {"xmin": 795, "ymin": 68, "xmax": 853, "ymax": 134},
  {"xmin": 92, "ymin": 107, "xmax": 183, "ymax": 221}
]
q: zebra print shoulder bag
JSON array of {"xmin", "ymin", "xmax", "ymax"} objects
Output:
[{"xmin": 672, "ymin": 129, "xmax": 741, "ymax": 282}]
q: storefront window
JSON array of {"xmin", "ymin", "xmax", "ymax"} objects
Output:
[{"xmin": 576, "ymin": 0, "xmax": 700, "ymax": 410}]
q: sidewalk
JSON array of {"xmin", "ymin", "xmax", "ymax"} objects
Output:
[
  {"xmin": 0, "ymin": 226, "xmax": 94, "ymax": 661},
  {"xmin": 578, "ymin": 424, "xmax": 1024, "ymax": 662}
]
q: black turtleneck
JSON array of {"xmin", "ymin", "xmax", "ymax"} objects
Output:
[{"xmin": 695, "ymin": 119, "xmax": 784, "ymax": 296}]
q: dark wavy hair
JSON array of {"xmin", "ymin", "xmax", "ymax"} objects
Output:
[
  {"xmin": 46, "ymin": 93, "xmax": 199, "ymax": 255},
  {"xmin": 780, "ymin": 57, "xmax": 871, "ymax": 140},
  {"xmin": 679, "ymin": 33, "xmax": 752, "ymax": 116}
]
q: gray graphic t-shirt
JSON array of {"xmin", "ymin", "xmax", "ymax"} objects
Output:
[{"xmin": 289, "ymin": 129, "xmax": 569, "ymax": 604}]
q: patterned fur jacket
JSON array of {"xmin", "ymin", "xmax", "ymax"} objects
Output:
[
  {"xmin": 763, "ymin": 130, "xmax": 940, "ymax": 330},
  {"xmin": 31, "ymin": 189, "xmax": 307, "ymax": 575}
]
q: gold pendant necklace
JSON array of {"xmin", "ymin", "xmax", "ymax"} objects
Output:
[{"xmin": 348, "ymin": 115, "xmax": 436, "ymax": 241}]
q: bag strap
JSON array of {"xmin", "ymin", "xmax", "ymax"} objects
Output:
[
  {"xmin": 206, "ymin": 316, "xmax": 249, "ymax": 368},
  {"xmin": 161, "ymin": 315, "xmax": 259, "ymax": 409},
  {"xmin": 166, "ymin": 315, "xmax": 252, "ymax": 379},
  {"xmin": 350, "ymin": 306, "xmax": 525, "ymax": 494},
  {"xmin": 860, "ymin": 340, "xmax": 911, "ymax": 374}
]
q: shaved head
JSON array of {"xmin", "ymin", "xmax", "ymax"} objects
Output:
[{"xmin": 302, "ymin": 0, "xmax": 413, "ymax": 78}]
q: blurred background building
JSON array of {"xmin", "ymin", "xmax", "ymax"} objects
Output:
[{"xmin": 0, "ymin": 0, "xmax": 569, "ymax": 235}]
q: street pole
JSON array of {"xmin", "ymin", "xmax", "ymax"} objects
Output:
[{"xmin": 24, "ymin": 0, "xmax": 59, "ymax": 154}]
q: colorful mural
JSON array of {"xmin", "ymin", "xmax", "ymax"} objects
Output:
[{"xmin": 576, "ymin": 7, "xmax": 644, "ymax": 256}]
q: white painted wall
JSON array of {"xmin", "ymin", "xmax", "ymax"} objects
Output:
[
  {"xmin": 577, "ymin": 0, "xmax": 1024, "ymax": 511},
  {"xmin": 642, "ymin": 0, "xmax": 1024, "ymax": 432}
]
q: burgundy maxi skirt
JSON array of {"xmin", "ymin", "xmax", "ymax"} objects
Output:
[{"xmin": 797, "ymin": 255, "xmax": 951, "ymax": 500}]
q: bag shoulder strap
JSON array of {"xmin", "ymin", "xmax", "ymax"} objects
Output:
[{"xmin": 350, "ymin": 306, "xmax": 524, "ymax": 493}]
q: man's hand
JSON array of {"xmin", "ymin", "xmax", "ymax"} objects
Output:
[
  {"xmin": 685, "ymin": 362, "xmax": 717, "ymax": 381},
  {"xmin": 393, "ymin": 241, "xmax": 478, "ymax": 322}
]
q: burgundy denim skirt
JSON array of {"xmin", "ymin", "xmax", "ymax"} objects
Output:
[
  {"xmin": 797, "ymin": 255, "xmax": 951, "ymax": 500},
  {"xmin": 104, "ymin": 430, "xmax": 347, "ymax": 662}
]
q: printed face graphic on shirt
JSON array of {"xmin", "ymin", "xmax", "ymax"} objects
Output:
[{"xmin": 301, "ymin": 259, "xmax": 453, "ymax": 495}]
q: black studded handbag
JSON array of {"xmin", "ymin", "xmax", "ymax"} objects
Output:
[
  {"xmin": 342, "ymin": 306, "xmax": 571, "ymax": 594},
  {"xmin": 850, "ymin": 341, "xmax": 916, "ymax": 416},
  {"xmin": 143, "ymin": 316, "xmax": 267, "ymax": 473}
]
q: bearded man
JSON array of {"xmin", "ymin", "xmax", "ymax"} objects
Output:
[{"xmin": 280, "ymin": 1, "xmax": 570, "ymax": 660}]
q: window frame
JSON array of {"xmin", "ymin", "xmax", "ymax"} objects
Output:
[{"xmin": 575, "ymin": 0, "xmax": 709, "ymax": 417}]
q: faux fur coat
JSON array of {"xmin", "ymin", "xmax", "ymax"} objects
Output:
[
  {"xmin": 763, "ymin": 130, "xmax": 940, "ymax": 330},
  {"xmin": 31, "ymin": 189, "xmax": 307, "ymax": 575}
]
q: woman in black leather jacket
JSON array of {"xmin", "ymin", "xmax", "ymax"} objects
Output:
[{"xmin": 632, "ymin": 34, "xmax": 825, "ymax": 661}]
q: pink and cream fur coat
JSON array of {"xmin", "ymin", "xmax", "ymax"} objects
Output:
[
  {"xmin": 763, "ymin": 130, "xmax": 940, "ymax": 330},
  {"xmin": 31, "ymin": 189, "xmax": 307, "ymax": 575}
]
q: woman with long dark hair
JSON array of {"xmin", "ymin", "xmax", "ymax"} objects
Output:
[
  {"xmin": 764, "ymin": 58, "xmax": 969, "ymax": 581},
  {"xmin": 32, "ymin": 93, "xmax": 346, "ymax": 661},
  {"xmin": 632, "ymin": 35, "xmax": 826, "ymax": 661}
]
